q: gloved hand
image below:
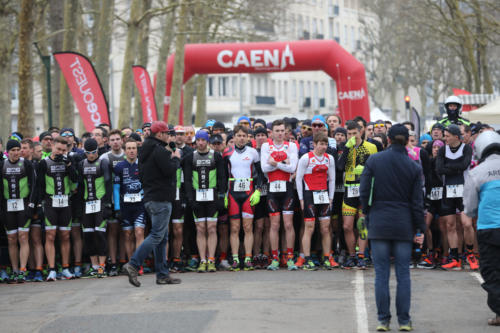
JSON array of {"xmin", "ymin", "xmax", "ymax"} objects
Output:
[
  {"xmin": 62, "ymin": 155, "xmax": 71, "ymax": 166},
  {"xmin": 25, "ymin": 203, "xmax": 36, "ymax": 220},
  {"xmin": 114, "ymin": 210, "xmax": 122, "ymax": 221},
  {"xmin": 103, "ymin": 204, "xmax": 113, "ymax": 220},
  {"xmin": 224, "ymin": 194, "xmax": 228, "ymax": 209},
  {"xmin": 345, "ymin": 136, "xmax": 356, "ymax": 149},
  {"xmin": 353, "ymin": 165, "xmax": 364, "ymax": 175},
  {"xmin": 249, "ymin": 190, "xmax": 261, "ymax": 206}
]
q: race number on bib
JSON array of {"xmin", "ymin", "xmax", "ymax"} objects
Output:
[
  {"xmin": 85, "ymin": 200, "xmax": 101, "ymax": 214},
  {"xmin": 7, "ymin": 199, "xmax": 24, "ymax": 212},
  {"xmin": 429, "ymin": 187, "xmax": 443, "ymax": 201},
  {"xmin": 196, "ymin": 189, "xmax": 214, "ymax": 201},
  {"xmin": 347, "ymin": 185, "xmax": 360, "ymax": 198},
  {"xmin": 313, "ymin": 191, "xmax": 329, "ymax": 205},
  {"xmin": 233, "ymin": 178, "xmax": 251, "ymax": 192},
  {"xmin": 260, "ymin": 183, "xmax": 268, "ymax": 196},
  {"xmin": 52, "ymin": 195, "xmax": 69, "ymax": 208},
  {"xmin": 269, "ymin": 180, "xmax": 286, "ymax": 193},
  {"xmin": 124, "ymin": 193, "xmax": 141, "ymax": 203},
  {"xmin": 446, "ymin": 184, "xmax": 464, "ymax": 198}
]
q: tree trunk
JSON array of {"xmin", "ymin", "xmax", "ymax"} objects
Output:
[
  {"xmin": 34, "ymin": 2, "xmax": 49, "ymax": 129},
  {"xmin": 90, "ymin": 0, "xmax": 100, "ymax": 58},
  {"xmin": 48, "ymin": 0, "xmax": 64, "ymax": 127},
  {"xmin": 117, "ymin": 0, "xmax": 142, "ymax": 129},
  {"xmin": 154, "ymin": 2, "xmax": 177, "ymax": 121},
  {"xmin": 195, "ymin": 74, "xmax": 207, "ymax": 127},
  {"xmin": 183, "ymin": 76, "xmax": 196, "ymax": 125},
  {"xmin": 58, "ymin": 0, "xmax": 78, "ymax": 128},
  {"xmin": 0, "ymin": 2, "xmax": 16, "ymax": 139},
  {"xmin": 168, "ymin": 0, "xmax": 189, "ymax": 125},
  {"xmin": 18, "ymin": 0, "xmax": 35, "ymax": 137},
  {"xmin": 133, "ymin": 0, "xmax": 152, "ymax": 129},
  {"xmin": 94, "ymin": 0, "xmax": 114, "ymax": 100}
]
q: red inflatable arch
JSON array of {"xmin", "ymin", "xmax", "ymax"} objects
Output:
[{"xmin": 164, "ymin": 40, "xmax": 370, "ymax": 124}]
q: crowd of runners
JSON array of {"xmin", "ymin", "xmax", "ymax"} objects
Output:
[{"xmin": 0, "ymin": 95, "xmax": 498, "ymax": 284}]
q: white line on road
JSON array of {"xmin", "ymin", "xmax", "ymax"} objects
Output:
[
  {"xmin": 353, "ymin": 270, "xmax": 369, "ymax": 333},
  {"xmin": 470, "ymin": 272, "xmax": 484, "ymax": 284}
]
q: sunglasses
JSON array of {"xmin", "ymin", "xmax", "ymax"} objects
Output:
[
  {"xmin": 61, "ymin": 132, "xmax": 74, "ymax": 137},
  {"xmin": 301, "ymin": 126, "xmax": 312, "ymax": 131},
  {"xmin": 84, "ymin": 149, "xmax": 98, "ymax": 154},
  {"xmin": 312, "ymin": 123, "xmax": 324, "ymax": 128},
  {"xmin": 374, "ymin": 124, "xmax": 385, "ymax": 128}
]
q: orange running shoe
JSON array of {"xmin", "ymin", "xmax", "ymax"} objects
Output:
[
  {"xmin": 442, "ymin": 258, "xmax": 462, "ymax": 270},
  {"xmin": 295, "ymin": 257, "xmax": 305, "ymax": 268},
  {"xmin": 329, "ymin": 256, "xmax": 340, "ymax": 268},
  {"xmin": 466, "ymin": 253, "xmax": 479, "ymax": 270}
]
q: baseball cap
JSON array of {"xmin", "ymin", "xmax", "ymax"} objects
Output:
[
  {"xmin": 388, "ymin": 124, "xmax": 409, "ymax": 141},
  {"xmin": 445, "ymin": 124, "xmax": 462, "ymax": 138}
]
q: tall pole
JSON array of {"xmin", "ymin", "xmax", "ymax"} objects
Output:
[{"xmin": 34, "ymin": 42, "xmax": 52, "ymax": 127}]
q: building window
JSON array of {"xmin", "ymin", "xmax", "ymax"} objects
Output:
[
  {"xmin": 344, "ymin": 25, "xmax": 348, "ymax": 46},
  {"xmin": 241, "ymin": 77, "xmax": 246, "ymax": 102},
  {"xmin": 207, "ymin": 77, "xmax": 214, "ymax": 97},
  {"xmin": 292, "ymin": 80, "xmax": 297, "ymax": 102},
  {"xmin": 232, "ymin": 77, "xmax": 237, "ymax": 97},
  {"xmin": 312, "ymin": 18, "xmax": 317, "ymax": 36},
  {"xmin": 219, "ymin": 77, "xmax": 228, "ymax": 97},
  {"xmin": 351, "ymin": 26, "xmax": 356, "ymax": 49},
  {"xmin": 298, "ymin": 15, "xmax": 303, "ymax": 39},
  {"xmin": 330, "ymin": 80, "xmax": 336, "ymax": 104},
  {"xmin": 284, "ymin": 81, "xmax": 288, "ymax": 104},
  {"xmin": 335, "ymin": 22, "xmax": 340, "ymax": 41},
  {"xmin": 299, "ymin": 80, "xmax": 304, "ymax": 107},
  {"xmin": 319, "ymin": 19, "xmax": 324, "ymax": 36},
  {"xmin": 313, "ymin": 82, "xmax": 319, "ymax": 109}
]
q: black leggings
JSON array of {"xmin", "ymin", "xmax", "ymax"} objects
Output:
[{"xmin": 81, "ymin": 211, "xmax": 107, "ymax": 257}]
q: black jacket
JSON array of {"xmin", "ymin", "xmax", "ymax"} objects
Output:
[
  {"xmin": 139, "ymin": 136, "xmax": 180, "ymax": 202},
  {"xmin": 360, "ymin": 144, "xmax": 425, "ymax": 241}
]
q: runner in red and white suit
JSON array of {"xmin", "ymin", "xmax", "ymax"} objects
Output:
[{"xmin": 260, "ymin": 119, "xmax": 299, "ymax": 270}]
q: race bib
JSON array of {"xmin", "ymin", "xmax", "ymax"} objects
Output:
[
  {"xmin": 233, "ymin": 178, "xmax": 251, "ymax": 192},
  {"xmin": 85, "ymin": 200, "xmax": 101, "ymax": 214},
  {"xmin": 347, "ymin": 185, "xmax": 360, "ymax": 198},
  {"xmin": 313, "ymin": 191, "xmax": 329, "ymax": 205},
  {"xmin": 269, "ymin": 180, "xmax": 287, "ymax": 193},
  {"xmin": 260, "ymin": 183, "xmax": 268, "ymax": 196},
  {"xmin": 335, "ymin": 184, "xmax": 345, "ymax": 193},
  {"xmin": 52, "ymin": 195, "xmax": 69, "ymax": 208},
  {"xmin": 124, "ymin": 193, "xmax": 141, "ymax": 203},
  {"xmin": 7, "ymin": 199, "xmax": 24, "ymax": 212},
  {"xmin": 196, "ymin": 188, "xmax": 214, "ymax": 201},
  {"xmin": 429, "ymin": 187, "xmax": 443, "ymax": 201},
  {"xmin": 175, "ymin": 187, "xmax": 180, "ymax": 201},
  {"xmin": 446, "ymin": 184, "xmax": 464, "ymax": 198}
]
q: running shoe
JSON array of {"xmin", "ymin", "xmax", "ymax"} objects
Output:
[
  {"xmin": 46, "ymin": 270, "xmax": 57, "ymax": 282},
  {"xmin": 219, "ymin": 260, "xmax": 231, "ymax": 271},
  {"xmin": 82, "ymin": 267, "xmax": 97, "ymax": 278},
  {"xmin": 17, "ymin": 272, "xmax": 26, "ymax": 283},
  {"xmin": 303, "ymin": 259, "xmax": 318, "ymax": 271},
  {"xmin": 441, "ymin": 258, "xmax": 462, "ymax": 271},
  {"xmin": 267, "ymin": 259, "xmax": 280, "ymax": 271},
  {"xmin": 261, "ymin": 255, "xmax": 270, "ymax": 266},
  {"xmin": 357, "ymin": 217, "xmax": 368, "ymax": 240},
  {"xmin": 171, "ymin": 261, "xmax": 184, "ymax": 273},
  {"xmin": 287, "ymin": 259, "xmax": 298, "ymax": 271},
  {"xmin": 376, "ymin": 321, "xmax": 390, "ymax": 332},
  {"xmin": 253, "ymin": 255, "xmax": 262, "ymax": 269},
  {"xmin": 108, "ymin": 264, "xmax": 119, "ymax": 277},
  {"xmin": 197, "ymin": 262, "xmax": 207, "ymax": 273},
  {"xmin": 143, "ymin": 265, "xmax": 152, "ymax": 273},
  {"xmin": 73, "ymin": 266, "xmax": 82, "ymax": 278},
  {"xmin": 295, "ymin": 257, "xmax": 305, "ymax": 269},
  {"xmin": 244, "ymin": 258, "xmax": 254, "ymax": 271},
  {"xmin": 231, "ymin": 260, "xmax": 240, "ymax": 272},
  {"xmin": 311, "ymin": 254, "xmax": 320, "ymax": 267},
  {"xmin": 280, "ymin": 255, "xmax": 287, "ymax": 268},
  {"xmin": 207, "ymin": 261, "xmax": 216, "ymax": 272},
  {"xmin": 466, "ymin": 253, "xmax": 479, "ymax": 270},
  {"xmin": 56, "ymin": 265, "xmax": 63, "ymax": 280},
  {"xmin": 61, "ymin": 268, "xmax": 75, "ymax": 280},
  {"xmin": 33, "ymin": 271, "xmax": 43, "ymax": 282},
  {"xmin": 342, "ymin": 256, "xmax": 357, "ymax": 269},
  {"xmin": 138, "ymin": 266, "xmax": 144, "ymax": 276},
  {"xmin": 329, "ymin": 256, "xmax": 340, "ymax": 268},
  {"xmin": 7, "ymin": 273, "xmax": 18, "ymax": 284},
  {"xmin": 399, "ymin": 321, "xmax": 413, "ymax": 331},
  {"xmin": 363, "ymin": 256, "xmax": 373, "ymax": 267},
  {"xmin": 97, "ymin": 266, "xmax": 105, "ymax": 278},
  {"xmin": 25, "ymin": 270, "xmax": 35, "ymax": 282},
  {"xmin": 185, "ymin": 258, "xmax": 199, "ymax": 272},
  {"xmin": 417, "ymin": 255, "xmax": 435, "ymax": 269},
  {"xmin": 0, "ymin": 269, "xmax": 9, "ymax": 282},
  {"xmin": 357, "ymin": 257, "xmax": 367, "ymax": 270}
]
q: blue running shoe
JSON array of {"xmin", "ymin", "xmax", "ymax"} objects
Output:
[
  {"xmin": 33, "ymin": 271, "xmax": 43, "ymax": 282},
  {"xmin": 73, "ymin": 266, "xmax": 82, "ymax": 278}
]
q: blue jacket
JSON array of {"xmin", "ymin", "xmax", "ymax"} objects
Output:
[{"xmin": 360, "ymin": 144, "xmax": 425, "ymax": 241}]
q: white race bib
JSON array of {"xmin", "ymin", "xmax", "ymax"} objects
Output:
[
  {"xmin": 269, "ymin": 180, "xmax": 287, "ymax": 193},
  {"xmin": 52, "ymin": 195, "xmax": 69, "ymax": 208},
  {"xmin": 85, "ymin": 200, "xmax": 101, "ymax": 214},
  {"xmin": 260, "ymin": 183, "xmax": 268, "ymax": 196},
  {"xmin": 335, "ymin": 184, "xmax": 345, "ymax": 193},
  {"xmin": 446, "ymin": 184, "xmax": 464, "ymax": 198},
  {"xmin": 233, "ymin": 178, "xmax": 251, "ymax": 192},
  {"xmin": 347, "ymin": 185, "xmax": 360, "ymax": 198},
  {"xmin": 7, "ymin": 199, "xmax": 24, "ymax": 212},
  {"xmin": 196, "ymin": 188, "xmax": 214, "ymax": 201},
  {"xmin": 175, "ymin": 187, "xmax": 180, "ymax": 201},
  {"xmin": 429, "ymin": 187, "xmax": 443, "ymax": 201},
  {"xmin": 124, "ymin": 193, "xmax": 141, "ymax": 203},
  {"xmin": 313, "ymin": 191, "xmax": 329, "ymax": 205}
]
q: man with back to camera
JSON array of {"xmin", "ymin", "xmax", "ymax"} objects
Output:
[
  {"xmin": 360, "ymin": 124, "xmax": 425, "ymax": 332},
  {"xmin": 123, "ymin": 121, "xmax": 181, "ymax": 287}
]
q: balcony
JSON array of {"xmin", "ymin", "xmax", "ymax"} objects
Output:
[
  {"xmin": 255, "ymin": 96, "xmax": 276, "ymax": 105},
  {"xmin": 328, "ymin": 5, "xmax": 339, "ymax": 17}
]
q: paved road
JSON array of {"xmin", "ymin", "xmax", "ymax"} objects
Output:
[{"xmin": 0, "ymin": 268, "xmax": 496, "ymax": 333}]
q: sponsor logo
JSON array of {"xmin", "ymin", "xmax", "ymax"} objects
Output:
[
  {"xmin": 217, "ymin": 44, "xmax": 295, "ymax": 70},
  {"xmin": 338, "ymin": 88, "xmax": 366, "ymax": 101},
  {"xmin": 69, "ymin": 57, "xmax": 102, "ymax": 126},
  {"xmin": 138, "ymin": 71, "xmax": 155, "ymax": 122}
]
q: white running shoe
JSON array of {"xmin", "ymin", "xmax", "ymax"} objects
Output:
[
  {"xmin": 46, "ymin": 270, "xmax": 57, "ymax": 281},
  {"xmin": 62, "ymin": 268, "xmax": 75, "ymax": 280}
]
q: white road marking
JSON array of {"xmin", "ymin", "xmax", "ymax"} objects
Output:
[
  {"xmin": 470, "ymin": 272, "xmax": 484, "ymax": 284},
  {"xmin": 353, "ymin": 270, "xmax": 369, "ymax": 333}
]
